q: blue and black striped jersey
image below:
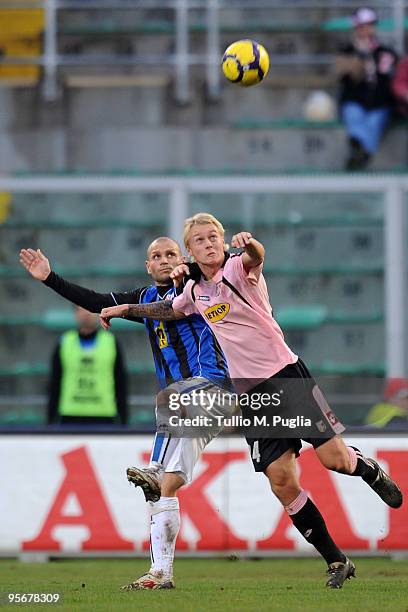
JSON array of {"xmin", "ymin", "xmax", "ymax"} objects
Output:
[
  {"xmin": 138, "ymin": 284, "xmax": 230, "ymax": 389},
  {"xmin": 43, "ymin": 273, "xmax": 230, "ymax": 390}
]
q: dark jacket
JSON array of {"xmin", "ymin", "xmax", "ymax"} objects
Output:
[{"xmin": 338, "ymin": 41, "xmax": 397, "ymax": 109}]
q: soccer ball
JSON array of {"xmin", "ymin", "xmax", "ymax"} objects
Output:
[
  {"xmin": 222, "ymin": 39, "xmax": 269, "ymax": 87},
  {"xmin": 302, "ymin": 91, "xmax": 336, "ymax": 121}
]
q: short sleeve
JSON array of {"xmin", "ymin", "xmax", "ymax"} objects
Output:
[
  {"xmin": 172, "ymin": 280, "xmax": 199, "ymax": 316},
  {"xmin": 225, "ymin": 253, "xmax": 263, "ymax": 286}
]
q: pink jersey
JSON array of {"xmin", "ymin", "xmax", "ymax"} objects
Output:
[{"xmin": 172, "ymin": 254, "xmax": 297, "ymax": 389}]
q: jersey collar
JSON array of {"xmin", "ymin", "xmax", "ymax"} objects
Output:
[
  {"xmin": 191, "ymin": 251, "xmax": 230, "ymax": 282},
  {"xmin": 156, "ymin": 284, "xmax": 175, "ymax": 299}
]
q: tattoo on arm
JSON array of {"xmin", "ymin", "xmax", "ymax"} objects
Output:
[{"xmin": 128, "ymin": 300, "xmax": 179, "ymax": 320}]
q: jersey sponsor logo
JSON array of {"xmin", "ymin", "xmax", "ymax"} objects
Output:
[
  {"xmin": 197, "ymin": 295, "xmax": 210, "ymax": 301},
  {"xmin": 204, "ymin": 303, "xmax": 230, "ymax": 323},
  {"xmin": 155, "ymin": 321, "xmax": 169, "ymax": 348}
]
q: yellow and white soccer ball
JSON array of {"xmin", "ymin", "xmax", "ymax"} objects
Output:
[{"xmin": 222, "ymin": 39, "xmax": 269, "ymax": 87}]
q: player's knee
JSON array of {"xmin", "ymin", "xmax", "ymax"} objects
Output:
[
  {"xmin": 266, "ymin": 465, "xmax": 298, "ymax": 496},
  {"xmin": 161, "ymin": 483, "xmax": 184, "ymax": 497},
  {"xmin": 157, "ymin": 388, "xmax": 186, "ymax": 419},
  {"xmin": 320, "ymin": 449, "xmax": 349, "ymax": 473},
  {"xmin": 156, "ymin": 389, "xmax": 178, "ymax": 427},
  {"xmin": 156, "ymin": 388, "xmax": 172, "ymax": 408},
  {"xmin": 161, "ymin": 472, "xmax": 186, "ymax": 497},
  {"xmin": 270, "ymin": 480, "xmax": 301, "ymax": 506}
]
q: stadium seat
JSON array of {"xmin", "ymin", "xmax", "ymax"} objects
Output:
[
  {"xmin": 0, "ymin": 9, "xmax": 44, "ymax": 82},
  {"xmin": 0, "ymin": 361, "xmax": 155, "ymax": 378},
  {"xmin": 0, "ymin": 265, "xmax": 147, "ymax": 279},
  {"xmin": 275, "ymin": 305, "xmax": 327, "ymax": 330},
  {"xmin": 0, "ymin": 362, "xmax": 48, "ymax": 376},
  {"xmin": 276, "ymin": 306, "xmax": 383, "ymax": 330},
  {"xmin": 129, "ymin": 408, "xmax": 155, "ymax": 426},
  {"xmin": 0, "ymin": 315, "xmax": 42, "ymax": 327},
  {"xmin": 311, "ymin": 361, "xmax": 385, "ymax": 376},
  {"xmin": 0, "ymin": 358, "xmax": 384, "ymax": 379},
  {"xmin": 65, "ymin": 74, "xmax": 169, "ymax": 89},
  {"xmin": 60, "ymin": 20, "xmax": 177, "ymax": 36},
  {"xmin": 234, "ymin": 119, "xmax": 342, "ymax": 130},
  {"xmin": 322, "ymin": 17, "xmax": 408, "ymax": 32},
  {"xmin": 0, "ymin": 408, "xmax": 42, "ymax": 425},
  {"xmin": 59, "ymin": 18, "xmax": 318, "ymax": 37},
  {"xmin": 41, "ymin": 309, "xmax": 146, "ymax": 332},
  {"xmin": 0, "ymin": 262, "xmax": 384, "ymax": 280},
  {"xmin": 270, "ymin": 275, "xmax": 383, "ymax": 316},
  {"xmin": 286, "ymin": 321, "xmax": 384, "ymax": 367}
]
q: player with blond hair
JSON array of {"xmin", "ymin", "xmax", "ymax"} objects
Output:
[{"xmin": 101, "ymin": 212, "xmax": 403, "ymax": 589}]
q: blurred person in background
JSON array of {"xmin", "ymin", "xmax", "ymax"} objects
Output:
[
  {"xmin": 365, "ymin": 378, "xmax": 408, "ymax": 428},
  {"xmin": 48, "ymin": 304, "xmax": 128, "ymax": 426},
  {"xmin": 336, "ymin": 7, "xmax": 397, "ymax": 170},
  {"xmin": 392, "ymin": 55, "xmax": 408, "ymax": 117}
]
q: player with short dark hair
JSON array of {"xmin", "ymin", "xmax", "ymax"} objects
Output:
[
  {"xmin": 20, "ymin": 237, "xmax": 234, "ymax": 591},
  {"xmin": 100, "ymin": 213, "xmax": 403, "ymax": 589}
]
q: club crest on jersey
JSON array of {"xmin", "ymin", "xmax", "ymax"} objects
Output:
[
  {"xmin": 204, "ymin": 303, "xmax": 230, "ymax": 322},
  {"xmin": 315, "ymin": 419, "xmax": 327, "ymax": 433}
]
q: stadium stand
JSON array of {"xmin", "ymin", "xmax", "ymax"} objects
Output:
[
  {"xmin": 0, "ymin": 184, "xmax": 389, "ymax": 427},
  {"xmin": 0, "ymin": 1, "xmax": 405, "ymax": 426}
]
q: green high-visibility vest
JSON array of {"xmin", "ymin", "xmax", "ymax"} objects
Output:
[
  {"xmin": 365, "ymin": 402, "xmax": 407, "ymax": 428},
  {"xmin": 58, "ymin": 330, "xmax": 117, "ymax": 417}
]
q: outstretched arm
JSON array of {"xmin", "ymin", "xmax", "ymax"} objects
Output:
[
  {"xmin": 20, "ymin": 247, "xmax": 144, "ymax": 314},
  {"xmin": 100, "ymin": 301, "xmax": 186, "ymax": 330},
  {"xmin": 231, "ymin": 232, "xmax": 265, "ymax": 272}
]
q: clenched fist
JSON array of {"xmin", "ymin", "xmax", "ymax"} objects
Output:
[
  {"xmin": 100, "ymin": 304, "xmax": 130, "ymax": 330},
  {"xmin": 170, "ymin": 263, "xmax": 190, "ymax": 288},
  {"xmin": 231, "ymin": 232, "xmax": 253, "ymax": 249}
]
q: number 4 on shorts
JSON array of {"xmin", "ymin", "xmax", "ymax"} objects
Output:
[{"xmin": 252, "ymin": 440, "xmax": 261, "ymax": 463}]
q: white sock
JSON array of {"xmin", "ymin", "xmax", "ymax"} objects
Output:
[{"xmin": 149, "ymin": 496, "xmax": 180, "ymax": 580}]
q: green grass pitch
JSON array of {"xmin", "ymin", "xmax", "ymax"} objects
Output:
[{"xmin": 1, "ymin": 558, "xmax": 408, "ymax": 611}]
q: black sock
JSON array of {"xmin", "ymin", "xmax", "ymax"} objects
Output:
[
  {"xmin": 289, "ymin": 498, "xmax": 346, "ymax": 565},
  {"xmin": 349, "ymin": 446, "xmax": 379, "ymax": 484}
]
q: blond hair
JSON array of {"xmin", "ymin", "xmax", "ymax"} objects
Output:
[{"xmin": 183, "ymin": 213, "xmax": 225, "ymax": 247}]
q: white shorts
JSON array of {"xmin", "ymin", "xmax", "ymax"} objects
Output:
[{"xmin": 149, "ymin": 377, "xmax": 237, "ymax": 483}]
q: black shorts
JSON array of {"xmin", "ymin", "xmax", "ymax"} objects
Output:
[{"xmin": 243, "ymin": 358, "xmax": 345, "ymax": 472}]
